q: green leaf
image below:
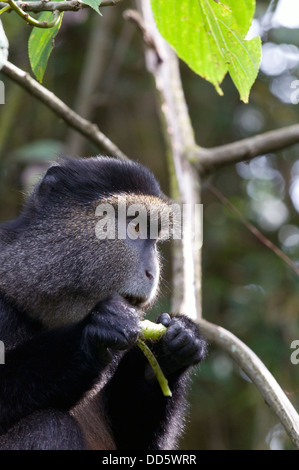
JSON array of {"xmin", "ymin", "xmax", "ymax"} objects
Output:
[
  {"xmin": 151, "ymin": 0, "xmax": 262, "ymax": 103},
  {"xmin": 0, "ymin": 20, "xmax": 8, "ymax": 71},
  {"xmin": 81, "ymin": 0, "xmax": 102, "ymax": 15},
  {"xmin": 28, "ymin": 12, "xmax": 63, "ymax": 82}
]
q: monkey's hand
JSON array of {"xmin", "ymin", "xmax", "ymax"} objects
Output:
[
  {"xmin": 152, "ymin": 313, "xmax": 207, "ymax": 376},
  {"xmin": 82, "ymin": 294, "xmax": 141, "ymax": 363}
]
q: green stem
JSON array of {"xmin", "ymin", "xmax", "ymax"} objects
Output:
[
  {"xmin": 0, "ymin": 4, "xmax": 10, "ymax": 14},
  {"xmin": 137, "ymin": 339, "xmax": 172, "ymax": 397},
  {"xmin": 7, "ymin": 0, "xmax": 62, "ymax": 28},
  {"xmin": 140, "ymin": 319, "xmax": 167, "ymax": 341}
]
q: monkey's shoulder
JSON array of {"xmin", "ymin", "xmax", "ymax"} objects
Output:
[{"xmin": 0, "ymin": 294, "xmax": 40, "ymax": 350}]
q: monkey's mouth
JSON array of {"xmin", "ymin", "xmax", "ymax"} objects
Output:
[{"xmin": 123, "ymin": 294, "xmax": 148, "ymax": 308}]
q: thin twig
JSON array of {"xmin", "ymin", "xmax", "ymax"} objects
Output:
[
  {"xmin": 196, "ymin": 124, "xmax": 299, "ymax": 176},
  {"xmin": 206, "ymin": 181, "xmax": 299, "ymax": 276},
  {"xmin": 0, "ymin": 0, "xmax": 124, "ymax": 12},
  {"xmin": 1, "ymin": 61, "xmax": 129, "ymax": 160},
  {"xmin": 123, "ymin": 9, "xmax": 163, "ymax": 64},
  {"xmin": 7, "ymin": 0, "xmax": 62, "ymax": 28},
  {"xmin": 198, "ymin": 318, "xmax": 299, "ymax": 449},
  {"xmin": 0, "ymin": 5, "xmax": 10, "ymax": 14}
]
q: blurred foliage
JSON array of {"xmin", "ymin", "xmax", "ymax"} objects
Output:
[{"xmin": 0, "ymin": 0, "xmax": 299, "ymax": 450}]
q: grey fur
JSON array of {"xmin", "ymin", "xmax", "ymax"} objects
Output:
[{"xmin": 0, "ymin": 200, "xmax": 160, "ymax": 328}]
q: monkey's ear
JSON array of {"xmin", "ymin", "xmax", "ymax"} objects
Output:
[{"xmin": 35, "ymin": 165, "xmax": 63, "ymax": 202}]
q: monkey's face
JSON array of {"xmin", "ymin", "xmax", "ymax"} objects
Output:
[
  {"xmin": 114, "ymin": 232, "xmax": 160, "ymax": 310},
  {"xmin": 90, "ymin": 197, "xmax": 169, "ymax": 312}
]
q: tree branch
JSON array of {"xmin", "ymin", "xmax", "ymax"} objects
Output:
[
  {"xmin": 0, "ymin": 61, "xmax": 129, "ymax": 160},
  {"xmin": 196, "ymin": 124, "xmax": 299, "ymax": 176},
  {"xmin": 137, "ymin": 1, "xmax": 202, "ymax": 320},
  {"xmin": 6, "ymin": 0, "xmax": 62, "ymax": 29},
  {"xmin": 206, "ymin": 182, "xmax": 299, "ymax": 277},
  {"xmin": 0, "ymin": 0, "xmax": 124, "ymax": 12},
  {"xmin": 199, "ymin": 319, "xmax": 299, "ymax": 449}
]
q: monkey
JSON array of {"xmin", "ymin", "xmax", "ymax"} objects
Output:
[{"xmin": 0, "ymin": 156, "xmax": 207, "ymax": 450}]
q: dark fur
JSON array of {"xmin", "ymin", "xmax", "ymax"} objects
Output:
[{"xmin": 0, "ymin": 157, "xmax": 207, "ymax": 450}]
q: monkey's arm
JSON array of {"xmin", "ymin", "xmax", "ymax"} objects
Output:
[
  {"xmin": 0, "ymin": 296, "xmax": 140, "ymax": 435},
  {"xmin": 0, "ymin": 323, "xmax": 100, "ymax": 435},
  {"xmin": 102, "ymin": 314, "xmax": 207, "ymax": 450}
]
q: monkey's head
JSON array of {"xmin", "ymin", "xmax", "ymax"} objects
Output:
[{"xmin": 0, "ymin": 157, "xmax": 171, "ymax": 328}]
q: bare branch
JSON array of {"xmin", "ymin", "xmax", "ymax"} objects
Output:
[
  {"xmin": 1, "ymin": 61, "xmax": 129, "ymax": 160},
  {"xmin": 6, "ymin": 0, "xmax": 62, "ymax": 29},
  {"xmin": 123, "ymin": 9, "xmax": 163, "ymax": 63},
  {"xmin": 206, "ymin": 182, "xmax": 299, "ymax": 276},
  {"xmin": 196, "ymin": 124, "xmax": 299, "ymax": 176},
  {"xmin": 137, "ymin": 1, "xmax": 202, "ymax": 320},
  {"xmin": 0, "ymin": 0, "xmax": 124, "ymax": 12},
  {"xmin": 199, "ymin": 318, "xmax": 299, "ymax": 449}
]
